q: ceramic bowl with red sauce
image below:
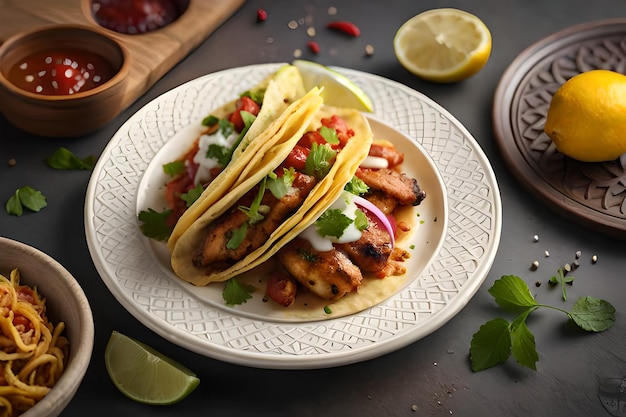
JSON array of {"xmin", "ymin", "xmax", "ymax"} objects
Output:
[{"xmin": 0, "ymin": 24, "xmax": 129, "ymax": 137}]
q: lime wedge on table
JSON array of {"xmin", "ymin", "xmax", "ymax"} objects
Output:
[
  {"xmin": 105, "ymin": 331, "xmax": 200, "ymax": 405},
  {"xmin": 292, "ymin": 59, "xmax": 374, "ymax": 112}
]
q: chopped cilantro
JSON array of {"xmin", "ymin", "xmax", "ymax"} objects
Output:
[
  {"xmin": 206, "ymin": 144, "xmax": 231, "ymax": 167},
  {"xmin": 315, "ymin": 209, "xmax": 352, "ymax": 238},
  {"xmin": 201, "ymin": 114, "xmax": 220, "ymax": 127},
  {"xmin": 138, "ymin": 208, "xmax": 173, "ymax": 241},
  {"xmin": 218, "ymin": 118, "xmax": 235, "ymax": 138},
  {"xmin": 181, "ymin": 183, "xmax": 204, "ymax": 207},
  {"xmin": 354, "ymin": 209, "xmax": 369, "ymax": 231},
  {"xmin": 6, "ymin": 186, "xmax": 47, "ymax": 216},
  {"xmin": 305, "ymin": 143, "xmax": 336, "ymax": 180},
  {"xmin": 46, "ymin": 147, "xmax": 96, "ymax": 170},
  {"xmin": 319, "ymin": 126, "xmax": 339, "ymax": 145},
  {"xmin": 227, "ymin": 223, "xmax": 248, "ymax": 250},
  {"xmin": 266, "ymin": 167, "xmax": 295, "ymax": 199},
  {"xmin": 344, "ymin": 176, "xmax": 369, "ymax": 195},
  {"xmin": 222, "ymin": 278, "xmax": 255, "ymax": 306},
  {"xmin": 162, "ymin": 160, "xmax": 186, "ymax": 177},
  {"xmin": 298, "ymin": 247, "xmax": 318, "ymax": 263},
  {"xmin": 241, "ymin": 89, "xmax": 265, "ymax": 104}
]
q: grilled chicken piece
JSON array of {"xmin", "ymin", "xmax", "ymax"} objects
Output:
[
  {"xmin": 192, "ymin": 173, "xmax": 317, "ymax": 269},
  {"xmin": 357, "ymin": 168, "xmax": 426, "ymax": 207},
  {"xmin": 277, "ymin": 238, "xmax": 363, "ymax": 300},
  {"xmin": 334, "ymin": 221, "xmax": 392, "ymax": 272}
]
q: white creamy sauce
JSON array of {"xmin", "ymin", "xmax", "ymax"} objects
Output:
[
  {"xmin": 193, "ymin": 129, "xmax": 239, "ymax": 184},
  {"xmin": 301, "ymin": 192, "xmax": 363, "ymax": 252}
]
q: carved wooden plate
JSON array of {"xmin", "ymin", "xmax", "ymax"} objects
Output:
[{"xmin": 493, "ymin": 18, "xmax": 626, "ymax": 239}]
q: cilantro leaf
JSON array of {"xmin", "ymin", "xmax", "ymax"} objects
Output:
[
  {"xmin": 305, "ymin": 143, "xmax": 336, "ymax": 180},
  {"xmin": 46, "ymin": 147, "xmax": 96, "ymax": 170},
  {"xmin": 138, "ymin": 208, "xmax": 173, "ymax": 241},
  {"xmin": 315, "ymin": 209, "xmax": 352, "ymax": 238},
  {"xmin": 202, "ymin": 114, "xmax": 220, "ymax": 127},
  {"xmin": 222, "ymin": 278, "xmax": 255, "ymax": 306},
  {"xmin": 344, "ymin": 176, "xmax": 369, "ymax": 195},
  {"xmin": 354, "ymin": 209, "xmax": 368, "ymax": 231},
  {"xmin": 6, "ymin": 186, "xmax": 47, "ymax": 216},
  {"xmin": 227, "ymin": 223, "xmax": 248, "ymax": 250},
  {"xmin": 206, "ymin": 144, "xmax": 231, "ymax": 167},
  {"xmin": 569, "ymin": 296, "xmax": 616, "ymax": 332},
  {"xmin": 181, "ymin": 183, "xmax": 204, "ymax": 208},
  {"xmin": 488, "ymin": 274, "xmax": 538, "ymax": 312},
  {"xmin": 241, "ymin": 89, "xmax": 264, "ymax": 104},
  {"xmin": 319, "ymin": 126, "xmax": 339, "ymax": 145},
  {"xmin": 471, "ymin": 274, "xmax": 616, "ymax": 373},
  {"xmin": 510, "ymin": 310, "xmax": 539, "ymax": 370},
  {"xmin": 163, "ymin": 160, "xmax": 186, "ymax": 177},
  {"xmin": 469, "ymin": 318, "xmax": 512, "ymax": 372},
  {"xmin": 6, "ymin": 193, "xmax": 23, "ymax": 216},
  {"xmin": 266, "ymin": 168, "xmax": 295, "ymax": 199}
]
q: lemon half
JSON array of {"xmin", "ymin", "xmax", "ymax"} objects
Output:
[
  {"xmin": 393, "ymin": 8, "xmax": 492, "ymax": 83},
  {"xmin": 105, "ymin": 331, "xmax": 200, "ymax": 405},
  {"xmin": 292, "ymin": 59, "xmax": 374, "ymax": 112}
]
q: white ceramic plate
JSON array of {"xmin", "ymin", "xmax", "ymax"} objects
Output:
[{"xmin": 85, "ymin": 63, "xmax": 501, "ymax": 369}]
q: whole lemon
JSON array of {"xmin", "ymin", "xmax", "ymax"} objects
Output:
[{"xmin": 544, "ymin": 69, "xmax": 626, "ymax": 162}]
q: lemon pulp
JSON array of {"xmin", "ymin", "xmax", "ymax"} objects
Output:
[
  {"xmin": 292, "ymin": 59, "xmax": 374, "ymax": 112},
  {"xmin": 393, "ymin": 8, "xmax": 492, "ymax": 83}
]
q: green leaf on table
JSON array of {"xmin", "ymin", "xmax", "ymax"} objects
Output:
[
  {"xmin": 570, "ymin": 296, "xmax": 616, "ymax": 332},
  {"xmin": 488, "ymin": 274, "xmax": 538, "ymax": 312},
  {"xmin": 510, "ymin": 310, "xmax": 539, "ymax": 370},
  {"xmin": 5, "ymin": 186, "xmax": 47, "ymax": 216},
  {"xmin": 469, "ymin": 318, "xmax": 512, "ymax": 372},
  {"xmin": 47, "ymin": 147, "xmax": 96, "ymax": 170}
]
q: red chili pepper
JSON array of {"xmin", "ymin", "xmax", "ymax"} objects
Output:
[
  {"xmin": 256, "ymin": 8, "xmax": 267, "ymax": 22},
  {"xmin": 307, "ymin": 41, "xmax": 320, "ymax": 54},
  {"xmin": 326, "ymin": 21, "xmax": 361, "ymax": 37}
]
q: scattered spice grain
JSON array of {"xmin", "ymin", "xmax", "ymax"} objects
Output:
[
  {"xmin": 7, "ymin": 158, "xmax": 16, "ymax": 167},
  {"xmin": 256, "ymin": 8, "xmax": 267, "ymax": 22},
  {"xmin": 326, "ymin": 21, "xmax": 361, "ymax": 36},
  {"xmin": 592, "ymin": 254, "xmax": 598, "ymax": 264},
  {"xmin": 533, "ymin": 234, "xmax": 539, "ymax": 242},
  {"xmin": 307, "ymin": 41, "xmax": 320, "ymax": 54},
  {"xmin": 531, "ymin": 260, "xmax": 539, "ymax": 271},
  {"xmin": 365, "ymin": 44, "xmax": 375, "ymax": 56}
]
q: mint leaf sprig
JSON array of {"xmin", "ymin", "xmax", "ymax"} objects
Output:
[{"xmin": 470, "ymin": 274, "xmax": 615, "ymax": 372}]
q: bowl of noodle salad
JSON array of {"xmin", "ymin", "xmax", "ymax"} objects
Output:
[{"xmin": 0, "ymin": 237, "xmax": 94, "ymax": 417}]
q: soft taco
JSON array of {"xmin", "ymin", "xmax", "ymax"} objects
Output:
[
  {"xmin": 169, "ymin": 98, "xmax": 375, "ymax": 287},
  {"xmin": 164, "ymin": 64, "xmax": 308, "ymax": 251}
]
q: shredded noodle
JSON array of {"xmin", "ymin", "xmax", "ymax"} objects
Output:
[{"xmin": 0, "ymin": 269, "xmax": 69, "ymax": 417}]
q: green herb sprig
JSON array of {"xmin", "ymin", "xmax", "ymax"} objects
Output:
[
  {"xmin": 46, "ymin": 147, "xmax": 96, "ymax": 170},
  {"xmin": 470, "ymin": 274, "xmax": 615, "ymax": 372}
]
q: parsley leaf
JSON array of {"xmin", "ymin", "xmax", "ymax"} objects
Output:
[
  {"xmin": 354, "ymin": 209, "xmax": 369, "ymax": 231},
  {"xmin": 470, "ymin": 274, "xmax": 616, "ymax": 372},
  {"xmin": 548, "ymin": 267, "xmax": 574, "ymax": 301},
  {"xmin": 305, "ymin": 143, "xmax": 336, "ymax": 180},
  {"xmin": 315, "ymin": 209, "xmax": 352, "ymax": 238},
  {"xmin": 46, "ymin": 147, "xmax": 96, "ymax": 170},
  {"xmin": 138, "ymin": 208, "xmax": 173, "ymax": 241},
  {"xmin": 222, "ymin": 278, "xmax": 255, "ymax": 306},
  {"xmin": 5, "ymin": 186, "xmax": 47, "ymax": 216}
]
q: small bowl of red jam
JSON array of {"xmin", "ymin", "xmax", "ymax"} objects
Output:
[{"xmin": 0, "ymin": 24, "xmax": 129, "ymax": 137}]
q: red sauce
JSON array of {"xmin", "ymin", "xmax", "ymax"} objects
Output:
[
  {"xmin": 7, "ymin": 49, "xmax": 117, "ymax": 95},
  {"xmin": 91, "ymin": 0, "xmax": 181, "ymax": 34}
]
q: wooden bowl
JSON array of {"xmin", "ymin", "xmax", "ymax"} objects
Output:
[
  {"xmin": 0, "ymin": 237, "xmax": 94, "ymax": 417},
  {"xmin": 0, "ymin": 24, "xmax": 129, "ymax": 137}
]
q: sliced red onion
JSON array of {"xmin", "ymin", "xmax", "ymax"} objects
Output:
[{"xmin": 352, "ymin": 195, "xmax": 395, "ymax": 247}]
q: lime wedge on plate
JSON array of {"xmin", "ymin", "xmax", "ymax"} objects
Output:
[
  {"xmin": 292, "ymin": 59, "xmax": 374, "ymax": 112},
  {"xmin": 105, "ymin": 331, "xmax": 200, "ymax": 405}
]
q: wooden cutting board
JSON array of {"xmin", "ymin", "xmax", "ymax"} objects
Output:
[{"xmin": 0, "ymin": 0, "xmax": 246, "ymax": 110}]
